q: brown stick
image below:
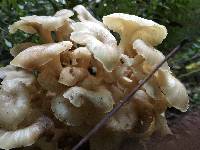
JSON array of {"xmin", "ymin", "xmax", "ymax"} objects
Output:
[{"xmin": 72, "ymin": 39, "xmax": 190, "ymax": 150}]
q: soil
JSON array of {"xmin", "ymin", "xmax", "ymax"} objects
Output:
[{"xmin": 122, "ymin": 105, "xmax": 200, "ymax": 150}]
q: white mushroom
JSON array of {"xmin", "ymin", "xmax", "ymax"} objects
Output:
[
  {"xmin": 73, "ymin": 5, "xmax": 104, "ymax": 26},
  {"xmin": 10, "ymin": 41, "xmax": 72, "ymax": 70},
  {"xmin": 37, "ymin": 57, "xmax": 65, "ymax": 92},
  {"xmin": 0, "ymin": 116, "xmax": 53, "ymax": 150},
  {"xmin": 78, "ymin": 75, "xmax": 103, "ymax": 90},
  {"xmin": 107, "ymin": 101, "xmax": 138, "ymax": 132},
  {"xmin": 59, "ymin": 67, "xmax": 88, "ymax": 86},
  {"xmin": 0, "ymin": 69, "xmax": 36, "ymax": 129},
  {"xmin": 103, "ymin": 13, "xmax": 167, "ymax": 52},
  {"xmin": 0, "ymin": 65, "xmax": 16, "ymax": 79},
  {"xmin": 143, "ymin": 76, "xmax": 163, "ymax": 99},
  {"xmin": 0, "ymin": 66, "xmax": 35, "ymax": 84},
  {"xmin": 54, "ymin": 9, "xmax": 74, "ymax": 42},
  {"xmin": 107, "ymin": 90, "xmax": 155, "ymax": 133},
  {"xmin": 63, "ymin": 86, "xmax": 114, "ymax": 113},
  {"xmin": 120, "ymin": 54, "xmax": 134, "ymax": 67},
  {"xmin": 51, "ymin": 96, "xmax": 84, "ymax": 126},
  {"xmin": 71, "ymin": 47, "xmax": 91, "ymax": 68},
  {"xmin": 131, "ymin": 40, "xmax": 188, "ymax": 112},
  {"xmin": 10, "ymin": 42, "xmax": 36, "ymax": 57},
  {"xmin": 157, "ymin": 70, "xmax": 189, "ymax": 112},
  {"xmin": 0, "ymin": 84, "xmax": 30, "ymax": 130},
  {"xmin": 133, "ymin": 39, "xmax": 170, "ymax": 71},
  {"xmin": 70, "ymin": 21, "xmax": 120, "ymax": 71},
  {"xmin": 54, "ymin": 9, "xmax": 74, "ymax": 18},
  {"xmin": 9, "ymin": 9, "xmax": 74, "ymax": 42}
]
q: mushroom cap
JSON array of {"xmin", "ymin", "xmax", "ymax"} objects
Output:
[
  {"xmin": 79, "ymin": 75, "xmax": 103, "ymax": 90},
  {"xmin": 71, "ymin": 47, "xmax": 92, "ymax": 68},
  {"xmin": 37, "ymin": 57, "xmax": 65, "ymax": 92},
  {"xmin": 10, "ymin": 42, "xmax": 37, "ymax": 57},
  {"xmin": 157, "ymin": 70, "xmax": 189, "ymax": 112},
  {"xmin": 0, "ymin": 65, "xmax": 16, "ymax": 79},
  {"xmin": 54, "ymin": 9, "xmax": 74, "ymax": 18},
  {"xmin": 0, "ymin": 83, "xmax": 30, "ymax": 130},
  {"xmin": 59, "ymin": 67, "xmax": 88, "ymax": 86},
  {"xmin": 107, "ymin": 101, "xmax": 138, "ymax": 132},
  {"xmin": 54, "ymin": 9, "xmax": 74, "ymax": 42},
  {"xmin": 133, "ymin": 39, "xmax": 170, "ymax": 71},
  {"xmin": 9, "ymin": 9, "xmax": 74, "ymax": 34},
  {"xmin": 9, "ymin": 9, "xmax": 74, "ymax": 43},
  {"xmin": 143, "ymin": 76, "xmax": 163, "ymax": 99},
  {"xmin": 0, "ymin": 68, "xmax": 36, "ymax": 129},
  {"xmin": 10, "ymin": 41, "xmax": 72, "ymax": 70},
  {"xmin": 1, "ymin": 69, "xmax": 35, "ymax": 89},
  {"xmin": 60, "ymin": 47, "xmax": 92, "ymax": 68},
  {"xmin": 106, "ymin": 91, "xmax": 153, "ymax": 132},
  {"xmin": 70, "ymin": 21, "xmax": 120, "ymax": 71},
  {"xmin": 73, "ymin": 5, "xmax": 104, "ymax": 26},
  {"xmin": 120, "ymin": 54, "xmax": 134, "ymax": 67},
  {"xmin": 51, "ymin": 96, "xmax": 84, "ymax": 126},
  {"xmin": 103, "ymin": 13, "xmax": 167, "ymax": 51},
  {"xmin": 63, "ymin": 86, "xmax": 114, "ymax": 113}
]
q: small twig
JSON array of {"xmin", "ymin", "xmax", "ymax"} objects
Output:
[{"xmin": 72, "ymin": 39, "xmax": 190, "ymax": 150}]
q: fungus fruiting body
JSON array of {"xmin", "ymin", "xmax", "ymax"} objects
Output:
[{"xmin": 0, "ymin": 5, "xmax": 189, "ymax": 150}]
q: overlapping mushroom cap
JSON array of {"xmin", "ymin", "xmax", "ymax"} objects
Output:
[
  {"xmin": 59, "ymin": 67, "xmax": 88, "ymax": 86},
  {"xmin": 73, "ymin": 5, "xmax": 104, "ymax": 26},
  {"xmin": 103, "ymin": 13, "xmax": 167, "ymax": 53},
  {"xmin": 133, "ymin": 39, "xmax": 170, "ymax": 71},
  {"xmin": 9, "ymin": 9, "xmax": 74, "ymax": 42},
  {"xmin": 157, "ymin": 70, "xmax": 189, "ymax": 112},
  {"xmin": 70, "ymin": 21, "xmax": 120, "ymax": 71},
  {"xmin": 0, "ymin": 66, "xmax": 36, "ymax": 128},
  {"xmin": 0, "ymin": 4, "xmax": 189, "ymax": 150},
  {"xmin": 132, "ymin": 39, "xmax": 189, "ymax": 112},
  {"xmin": 10, "ymin": 41, "xmax": 72, "ymax": 70},
  {"xmin": 63, "ymin": 86, "xmax": 114, "ymax": 112}
]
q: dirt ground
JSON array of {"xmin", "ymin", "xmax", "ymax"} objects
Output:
[{"xmin": 122, "ymin": 105, "xmax": 200, "ymax": 150}]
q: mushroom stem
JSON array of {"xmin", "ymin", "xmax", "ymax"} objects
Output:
[
  {"xmin": 39, "ymin": 28, "xmax": 53, "ymax": 43},
  {"xmin": 56, "ymin": 22, "xmax": 72, "ymax": 42},
  {"xmin": 0, "ymin": 116, "xmax": 53, "ymax": 150}
]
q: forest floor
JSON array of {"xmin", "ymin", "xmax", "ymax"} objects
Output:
[{"xmin": 122, "ymin": 105, "xmax": 200, "ymax": 150}]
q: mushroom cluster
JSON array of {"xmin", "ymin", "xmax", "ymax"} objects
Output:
[{"xmin": 0, "ymin": 5, "xmax": 189, "ymax": 150}]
